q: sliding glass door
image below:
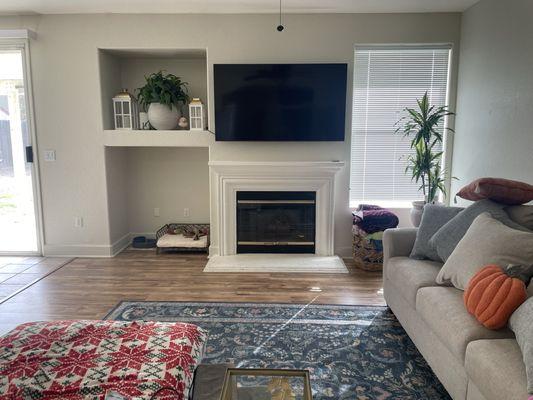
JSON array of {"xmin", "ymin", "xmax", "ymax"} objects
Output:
[{"xmin": 0, "ymin": 45, "xmax": 40, "ymax": 254}]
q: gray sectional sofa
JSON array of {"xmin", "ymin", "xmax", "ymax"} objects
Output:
[{"xmin": 383, "ymin": 228, "xmax": 528, "ymax": 400}]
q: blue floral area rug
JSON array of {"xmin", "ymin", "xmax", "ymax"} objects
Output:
[{"xmin": 105, "ymin": 301, "xmax": 450, "ymax": 400}]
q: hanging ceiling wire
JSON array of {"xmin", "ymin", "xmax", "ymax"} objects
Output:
[{"xmin": 277, "ymin": 0, "xmax": 284, "ymax": 31}]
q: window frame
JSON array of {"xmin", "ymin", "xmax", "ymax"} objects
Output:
[{"xmin": 349, "ymin": 43, "xmax": 455, "ymax": 209}]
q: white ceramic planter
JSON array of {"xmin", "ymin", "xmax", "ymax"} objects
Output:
[
  {"xmin": 410, "ymin": 201, "xmax": 426, "ymax": 227},
  {"xmin": 147, "ymin": 103, "xmax": 180, "ymax": 130}
]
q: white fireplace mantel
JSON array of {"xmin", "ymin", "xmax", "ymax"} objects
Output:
[{"xmin": 208, "ymin": 161, "xmax": 344, "ymax": 257}]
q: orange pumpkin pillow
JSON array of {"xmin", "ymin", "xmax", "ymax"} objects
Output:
[{"xmin": 464, "ymin": 264, "xmax": 533, "ymax": 330}]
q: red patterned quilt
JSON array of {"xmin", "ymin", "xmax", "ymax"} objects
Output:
[{"xmin": 0, "ymin": 320, "xmax": 207, "ymax": 400}]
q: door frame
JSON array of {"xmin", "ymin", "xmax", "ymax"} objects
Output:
[{"xmin": 0, "ymin": 37, "xmax": 44, "ymax": 256}]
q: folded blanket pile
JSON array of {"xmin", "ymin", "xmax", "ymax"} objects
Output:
[{"xmin": 352, "ymin": 204, "xmax": 399, "ymax": 234}]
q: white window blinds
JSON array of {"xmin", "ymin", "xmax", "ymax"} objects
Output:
[{"xmin": 350, "ymin": 46, "xmax": 451, "ymax": 207}]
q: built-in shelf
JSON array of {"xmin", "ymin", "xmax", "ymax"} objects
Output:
[
  {"xmin": 98, "ymin": 47, "xmax": 209, "ymax": 131},
  {"xmin": 103, "ymin": 129, "xmax": 214, "ymax": 147}
]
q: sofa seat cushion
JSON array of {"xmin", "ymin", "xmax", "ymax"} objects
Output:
[
  {"xmin": 416, "ymin": 287, "xmax": 513, "ymax": 361},
  {"xmin": 386, "ymin": 256, "xmax": 442, "ymax": 307},
  {"xmin": 465, "ymin": 339, "xmax": 527, "ymax": 400}
]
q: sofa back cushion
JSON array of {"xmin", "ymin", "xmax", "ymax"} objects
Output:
[
  {"xmin": 436, "ymin": 213, "xmax": 533, "ymax": 290},
  {"xmin": 410, "ymin": 204, "xmax": 463, "ymax": 262},
  {"xmin": 429, "ymin": 199, "xmax": 529, "ymax": 262},
  {"xmin": 506, "ymin": 205, "xmax": 533, "ymax": 230}
]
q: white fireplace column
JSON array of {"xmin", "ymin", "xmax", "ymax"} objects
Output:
[{"xmin": 208, "ymin": 161, "xmax": 344, "ymax": 257}]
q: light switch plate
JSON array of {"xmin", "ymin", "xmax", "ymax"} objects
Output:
[{"xmin": 44, "ymin": 150, "xmax": 56, "ymax": 161}]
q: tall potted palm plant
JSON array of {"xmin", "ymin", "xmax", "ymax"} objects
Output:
[{"xmin": 395, "ymin": 92, "xmax": 455, "ymax": 226}]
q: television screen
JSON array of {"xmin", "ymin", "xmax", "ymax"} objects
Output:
[{"xmin": 214, "ymin": 64, "xmax": 347, "ymax": 141}]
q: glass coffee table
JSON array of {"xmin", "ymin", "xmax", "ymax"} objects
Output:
[{"xmin": 219, "ymin": 368, "xmax": 313, "ymax": 400}]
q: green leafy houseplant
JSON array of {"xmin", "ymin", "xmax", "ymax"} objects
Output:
[
  {"xmin": 395, "ymin": 92, "xmax": 455, "ymax": 204},
  {"xmin": 136, "ymin": 71, "xmax": 189, "ymax": 110}
]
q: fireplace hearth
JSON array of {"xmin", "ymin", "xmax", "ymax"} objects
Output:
[{"xmin": 236, "ymin": 191, "xmax": 316, "ymax": 254}]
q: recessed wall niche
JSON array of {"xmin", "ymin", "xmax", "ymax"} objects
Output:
[
  {"xmin": 98, "ymin": 48, "xmax": 208, "ymax": 131},
  {"xmin": 105, "ymin": 146, "xmax": 210, "ymax": 244}
]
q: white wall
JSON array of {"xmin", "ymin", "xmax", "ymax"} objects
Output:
[
  {"xmin": 451, "ymin": 0, "xmax": 533, "ymax": 199},
  {"xmin": 126, "ymin": 147, "xmax": 210, "ymax": 234},
  {"xmin": 0, "ymin": 13, "xmax": 461, "ymax": 256},
  {"xmin": 105, "ymin": 147, "xmax": 129, "ymax": 247},
  {"xmin": 118, "ymin": 57, "xmax": 207, "ymax": 123}
]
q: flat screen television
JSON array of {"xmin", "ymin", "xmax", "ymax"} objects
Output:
[{"xmin": 213, "ymin": 63, "xmax": 347, "ymax": 141}]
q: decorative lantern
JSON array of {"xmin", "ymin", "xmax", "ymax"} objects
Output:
[
  {"xmin": 112, "ymin": 89, "xmax": 139, "ymax": 130},
  {"xmin": 188, "ymin": 98, "xmax": 206, "ymax": 130}
]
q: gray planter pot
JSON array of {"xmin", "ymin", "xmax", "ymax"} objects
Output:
[{"xmin": 410, "ymin": 201, "xmax": 426, "ymax": 227}]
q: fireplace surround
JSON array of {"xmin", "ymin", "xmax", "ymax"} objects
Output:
[{"xmin": 208, "ymin": 161, "xmax": 344, "ymax": 257}]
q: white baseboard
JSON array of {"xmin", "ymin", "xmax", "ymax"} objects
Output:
[
  {"xmin": 110, "ymin": 233, "xmax": 133, "ymax": 256},
  {"xmin": 208, "ymin": 245, "xmax": 219, "ymax": 258},
  {"xmin": 43, "ymin": 234, "xmax": 352, "ymax": 260},
  {"xmin": 43, "ymin": 232, "xmax": 135, "ymax": 258},
  {"xmin": 43, "ymin": 244, "xmax": 115, "ymax": 258}
]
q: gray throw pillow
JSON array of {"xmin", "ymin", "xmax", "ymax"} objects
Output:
[
  {"xmin": 429, "ymin": 199, "xmax": 529, "ymax": 262},
  {"xmin": 410, "ymin": 204, "xmax": 463, "ymax": 262},
  {"xmin": 509, "ymin": 297, "xmax": 533, "ymax": 395},
  {"xmin": 506, "ymin": 205, "xmax": 533, "ymax": 230},
  {"xmin": 436, "ymin": 213, "xmax": 533, "ymax": 290}
]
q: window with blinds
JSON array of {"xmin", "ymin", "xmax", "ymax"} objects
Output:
[{"xmin": 350, "ymin": 46, "xmax": 452, "ymax": 208}]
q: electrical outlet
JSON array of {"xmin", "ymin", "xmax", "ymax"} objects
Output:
[
  {"xmin": 74, "ymin": 216, "xmax": 84, "ymax": 228},
  {"xmin": 153, "ymin": 208, "xmax": 160, "ymax": 217},
  {"xmin": 183, "ymin": 208, "xmax": 190, "ymax": 217},
  {"xmin": 44, "ymin": 150, "xmax": 56, "ymax": 162}
]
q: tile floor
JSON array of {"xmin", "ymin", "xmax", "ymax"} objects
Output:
[{"xmin": 0, "ymin": 256, "xmax": 71, "ymax": 302}]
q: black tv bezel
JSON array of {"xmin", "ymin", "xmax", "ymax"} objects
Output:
[{"xmin": 213, "ymin": 63, "xmax": 348, "ymax": 142}]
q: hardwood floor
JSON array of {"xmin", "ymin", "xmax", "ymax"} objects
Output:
[
  {"xmin": 0, "ymin": 256, "xmax": 71, "ymax": 303},
  {"xmin": 0, "ymin": 251, "xmax": 385, "ymax": 335}
]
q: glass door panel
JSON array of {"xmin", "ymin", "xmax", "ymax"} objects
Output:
[{"xmin": 0, "ymin": 48, "xmax": 39, "ymax": 253}]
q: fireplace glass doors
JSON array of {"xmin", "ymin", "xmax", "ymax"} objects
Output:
[{"xmin": 236, "ymin": 191, "xmax": 316, "ymax": 254}]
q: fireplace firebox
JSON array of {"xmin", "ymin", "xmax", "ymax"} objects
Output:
[{"xmin": 236, "ymin": 191, "xmax": 316, "ymax": 254}]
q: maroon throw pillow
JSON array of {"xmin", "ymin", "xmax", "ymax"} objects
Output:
[{"xmin": 457, "ymin": 178, "xmax": 533, "ymax": 205}]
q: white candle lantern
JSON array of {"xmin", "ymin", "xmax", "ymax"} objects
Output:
[
  {"xmin": 112, "ymin": 89, "xmax": 139, "ymax": 130},
  {"xmin": 188, "ymin": 98, "xmax": 206, "ymax": 130}
]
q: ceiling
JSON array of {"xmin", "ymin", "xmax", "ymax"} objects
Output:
[{"xmin": 1, "ymin": 0, "xmax": 480, "ymax": 15}]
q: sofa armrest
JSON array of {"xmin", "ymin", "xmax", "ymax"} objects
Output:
[{"xmin": 383, "ymin": 228, "xmax": 418, "ymax": 265}]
